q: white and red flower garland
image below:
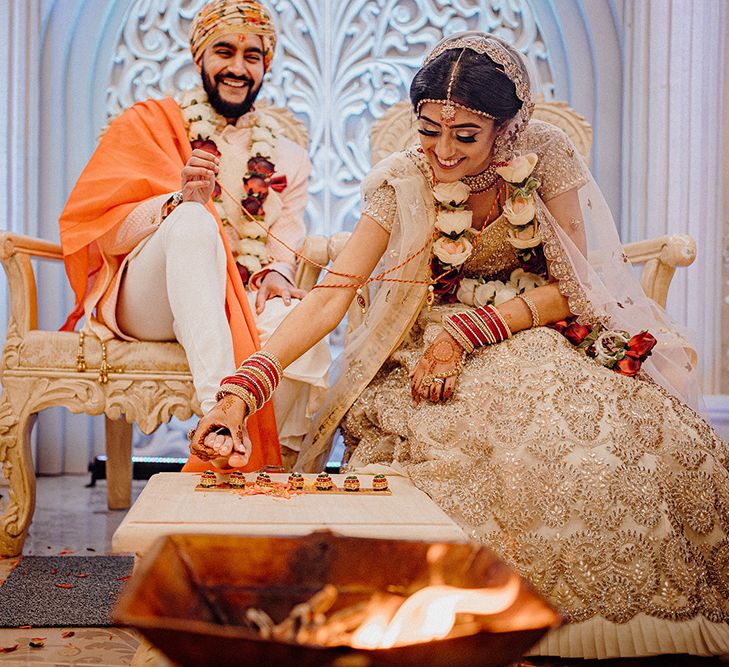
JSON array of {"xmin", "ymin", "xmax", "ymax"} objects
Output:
[
  {"xmin": 178, "ymin": 87, "xmax": 287, "ymax": 284},
  {"xmin": 428, "ymin": 153, "xmax": 546, "ymax": 304},
  {"xmin": 428, "ymin": 180, "xmax": 474, "ymax": 301},
  {"xmin": 549, "ymin": 320, "xmax": 657, "ymax": 377}
]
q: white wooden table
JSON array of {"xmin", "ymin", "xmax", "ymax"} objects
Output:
[{"xmin": 113, "ymin": 472, "xmax": 466, "ymax": 558}]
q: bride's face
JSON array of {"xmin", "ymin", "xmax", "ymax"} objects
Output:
[{"xmin": 417, "ymin": 102, "xmax": 500, "ymax": 183}]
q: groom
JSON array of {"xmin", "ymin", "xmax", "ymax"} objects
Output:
[{"xmin": 57, "ymin": 0, "xmax": 330, "ymax": 471}]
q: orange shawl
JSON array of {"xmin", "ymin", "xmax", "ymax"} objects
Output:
[{"xmin": 58, "ymin": 97, "xmax": 281, "ymax": 471}]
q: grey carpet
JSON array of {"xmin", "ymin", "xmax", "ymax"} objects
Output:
[{"xmin": 0, "ymin": 555, "xmax": 134, "ymax": 627}]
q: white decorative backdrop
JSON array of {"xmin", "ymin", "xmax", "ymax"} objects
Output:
[
  {"xmin": 107, "ymin": 0, "xmax": 563, "ymax": 235},
  {"xmin": 3, "ymin": 0, "xmax": 726, "ymax": 474}
]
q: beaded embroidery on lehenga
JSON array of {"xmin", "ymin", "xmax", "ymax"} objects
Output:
[{"xmin": 340, "ymin": 122, "xmax": 729, "ymax": 658}]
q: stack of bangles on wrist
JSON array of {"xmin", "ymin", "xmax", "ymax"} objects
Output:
[
  {"xmin": 215, "ymin": 350, "xmax": 283, "ymax": 417},
  {"xmin": 442, "ymin": 304, "xmax": 512, "ymax": 354}
]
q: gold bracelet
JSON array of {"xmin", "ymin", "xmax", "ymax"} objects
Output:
[
  {"xmin": 442, "ymin": 319, "xmax": 475, "ymax": 354},
  {"xmin": 243, "ymin": 365, "xmax": 274, "ymax": 403},
  {"xmin": 254, "ymin": 350, "xmax": 283, "ymax": 380},
  {"xmin": 240, "ymin": 350, "xmax": 283, "ymax": 385},
  {"xmin": 518, "ymin": 294, "xmax": 540, "ymax": 328},
  {"xmin": 470, "ymin": 313, "xmax": 497, "ymax": 344},
  {"xmin": 216, "ymin": 384, "xmax": 257, "ymax": 416}
]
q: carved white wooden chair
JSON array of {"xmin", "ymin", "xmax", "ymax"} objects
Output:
[
  {"xmin": 0, "ymin": 105, "xmax": 326, "ymax": 557},
  {"xmin": 299, "ymin": 99, "xmax": 697, "ymax": 339}
]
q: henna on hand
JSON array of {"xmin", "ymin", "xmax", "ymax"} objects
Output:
[
  {"xmin": 424, "ymin": 338, "xmax": 461, "ymax": 365},
  {"xmin": 411, "ymin": 332, "xmax": 466, "ymax": 403}
]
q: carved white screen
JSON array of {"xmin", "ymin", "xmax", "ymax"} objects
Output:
[{"xmin": 108, "ymin": 0, "xmax": 555, "ymax": 236}]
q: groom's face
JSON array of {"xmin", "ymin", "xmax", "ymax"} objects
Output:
[
  {"xmin": 417, "ymin": 103, "xmax": 498, "ymax": 182},
  {"xmin": 200, "ymin": 33, "xmax": 265, "ymax": 119}
]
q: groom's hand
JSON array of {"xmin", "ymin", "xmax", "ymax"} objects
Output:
[
  {"xmin": 181, "ymin": 149, "xmax": 220, "ymax": 205},
  {"xmin": 255, "ymin": 271, "xmax": 306, "ymax": 314}
]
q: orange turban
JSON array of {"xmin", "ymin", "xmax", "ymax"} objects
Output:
[{"xmin": 189, "ymin": 0, "xmax": 276, "ymax": 70}]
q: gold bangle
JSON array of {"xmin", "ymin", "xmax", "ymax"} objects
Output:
[
  {"xmin": 442, "ymin": 319, "xmax": 475, "ymax": 354},
  {"xmin": 244, "ymin": 366, "xmax": 274, "ymax": 403},
  {"xmin": 518, "ymin": 294, "xmax": 540, "ymax": 328},
  {"xmin": 216, "ymin": 384, "xmax": 257, "ymax": 416},
  {"xmin": 470, "ymin": 313, "xmax": 497, "ymax": 344},
  {"xmin": 486, "ymin": 306, "xmax": 513, "ymax": 338},
  {"xmin": 253, "ymin": 350, "xmax": 283, "ymax": 380},
  {"xmin": 240, "ymin": 350, "xmax": 283, "ymax": 386}
]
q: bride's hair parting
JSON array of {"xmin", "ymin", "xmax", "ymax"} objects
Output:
[{"xmin": 410, "ymin": 47, "xmax": 521, "ymax": 123}]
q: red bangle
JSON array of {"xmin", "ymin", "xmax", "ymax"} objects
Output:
[
  {"xmin": 476, "ymin": 306, "xmax": 510, "ymax": 340},
  {"xmin": 219, "ymin": 351, "xmax": 283, "ymax": 410},
  {"xmin": 452, "ymin": 313, "xmax": 486, "ymax": 348},
  {"xmin": 247, "ymin": 357, "xmax": 278, "ymax": 386},
  {"xmin": 221, "ymin": 374, "xmax": 265, "ymax": 406},
  {"xmin": 443, "ymin": 305, "xmax": 511, "ymax": 354}
]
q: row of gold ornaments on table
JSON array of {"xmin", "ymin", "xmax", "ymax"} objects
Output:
[{"xmin": 199, "ymin": 470, "xmax": 389, "ymax": 492}]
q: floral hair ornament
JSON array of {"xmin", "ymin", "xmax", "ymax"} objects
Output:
[{"xmin": 189, "ymin": 0, "xmax": 277, "ymax": 71}]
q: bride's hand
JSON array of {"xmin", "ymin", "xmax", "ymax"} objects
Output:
[
  {"xmin": 409, "ymin": 331, "xmax": 465, "ymax": 404},
  {"xmin": 189, "ymin": 394, "xmax": 252, "ymax": 468}
]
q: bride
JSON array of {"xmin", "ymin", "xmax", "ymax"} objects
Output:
[{"xmin": 190, "ymin": 32, "xmax": 729, "ymax": 659}]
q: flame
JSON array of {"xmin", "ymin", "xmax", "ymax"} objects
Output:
[{"xmin": 350, "ymin": 576, "xmax": 521, "ymax": 649}]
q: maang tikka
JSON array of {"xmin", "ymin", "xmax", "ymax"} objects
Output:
[{"xmin": 416, "ymin": 47, "xmax": 498, "ymax": 123}]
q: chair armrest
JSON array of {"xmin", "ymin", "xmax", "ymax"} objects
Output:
[
  {"xmin": 623, "ymin": 234, "xmax": 696, "ymax": 267},
  {"xmin": 0, "ymin": 231, "xmax": 63, "ymax": 336},
  {"xmin": 623, "ymin": 234, "xmax": 696, "ymax": 308},
  {"xmin": 294, "ymin": 232, "xmax": 354, "ymax": 291},
  {"xmin": 326, "ymin": 231, "xmax": 351, "ymax": 262},
  {"xmin": 1, "ymin": 231, "xmax": 63, "ymax": 261}
]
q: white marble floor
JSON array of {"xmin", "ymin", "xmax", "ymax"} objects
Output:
[
  {"xmin": 0, "ymin": 475, "xmax": 148, "ymax": 666},
  {"xmin": 8, "ymin": 475, "xmax": 146, "ymax": 557}
]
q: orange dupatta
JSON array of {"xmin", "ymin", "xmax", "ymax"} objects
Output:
[{"xmin": 58, "ymin": 97, "xmax": 281, "ymax": 471}]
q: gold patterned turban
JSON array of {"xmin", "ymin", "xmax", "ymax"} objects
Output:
[{"xmin": 189, "ymin": 0, "xmax": 277, "ymax": 70}]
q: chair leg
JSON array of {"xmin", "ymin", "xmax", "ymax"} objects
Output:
[
  {"xmin": 0, "ymin": 392, "xmax": 37, "ymax": 557},
  {"xmin": 105, "ymin": 416, "xmax": 133, "ymax": 510}
]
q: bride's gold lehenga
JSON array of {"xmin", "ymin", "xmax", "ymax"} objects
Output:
[{"xmin": 340, "ymin": 131, "xmax": 729, "ymax": 658}]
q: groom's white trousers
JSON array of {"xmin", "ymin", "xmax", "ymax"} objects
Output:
[{"xmin": 115, "ymin": 202, "xmax": 330, "ymax": 453}]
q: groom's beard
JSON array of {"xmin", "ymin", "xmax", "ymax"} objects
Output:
[{"xmin": 201, "ymin": 64, "xmax": 262, "ymax": 119}]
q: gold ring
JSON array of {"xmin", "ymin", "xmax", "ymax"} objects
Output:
[{"xmin": 431, "ymin": 378, "xmax": 445, "ymax": 385}]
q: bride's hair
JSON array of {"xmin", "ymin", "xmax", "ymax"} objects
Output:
[{"xmin": 409, "ymin": 47, "xmax": 521, "ymax": 122}]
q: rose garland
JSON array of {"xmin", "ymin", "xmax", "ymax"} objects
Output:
[
  {"xmin": 494, "ymin": 153, "xmax": 542, "ymax": 263},
  {"xmin": 178, "ymin": 87, "xmax": 287, "ymax": 284},
  {"xmin": 429, "ymin": 181, "xmax": 474, "ymax": 303},
  {"xmin": 457, "ymin": 268, "xmax": 547, "ymax": 308},
  {"xmin": 549, "ymin": 319, "xmax": 657, "ymax": 377}
]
